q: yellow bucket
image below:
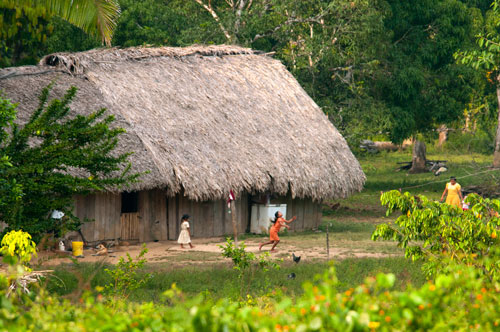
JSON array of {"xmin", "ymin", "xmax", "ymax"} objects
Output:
[{"xmin": 72, "ymin": 241, "xmax": 84, "ymax": 257}]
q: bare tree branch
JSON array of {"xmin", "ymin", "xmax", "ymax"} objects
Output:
[
  {"xmin": 246, "ymin": 0, "xmax": 253, "ymax": 10},
  {"xmin": 194, "ymin": 0, "xmax": 232, "ymax": 42},
  {"xmin": 252, "ymin": 9, "xmax": 331, "ymax": 43}
]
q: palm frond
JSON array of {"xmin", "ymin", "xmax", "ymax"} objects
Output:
[{"xmin": 8, "ymin": 0, "xmax": 120, "ymax": 46}]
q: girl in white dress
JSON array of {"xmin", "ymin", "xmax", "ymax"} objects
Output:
[{"xmin": 178, "ymin": 214, "xmax": 194, "ymax": 249}]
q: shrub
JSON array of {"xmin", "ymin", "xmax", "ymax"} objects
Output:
[
  {"xmin": 445, "ymin": 129, "xmax": 494, "ymax": 154},
  {"xmin": 104, "ymin": 244, "xmax": 150, "ymax": 300},
  {"xmin": 219, "ymin": 238, "xmax": 281, "ymax": 298},
  {"xmin": 372, "ymin": 191, "xmax": 500, "ymax": 281},
  {"xmin": 0, "ymin": 230, "xmax": 37, "ymax": 269},
  {"xmin": 0, "ymin": 263, "xmax": 498, "ymax": 331},
  {"xmin": 0, "ymin": 85, "xmax": 139, "ymax": 242}
]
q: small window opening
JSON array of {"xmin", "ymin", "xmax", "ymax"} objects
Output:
[{"xmin": 121, "ymin": 192, "xmax": 138, "ymax": 213}]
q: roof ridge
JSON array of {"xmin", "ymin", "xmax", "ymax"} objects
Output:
[{"xmin": 39, "ymin": 45, "xmax": 261, "ymax": 75}]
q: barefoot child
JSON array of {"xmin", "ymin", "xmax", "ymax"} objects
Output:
[
  {"xmin": 259, "ymin": 211, "xmax": 296, "ymax": 252},
  {"xmin": 178, "ymin": 214, "xmax": 194, "ymax": 249}
]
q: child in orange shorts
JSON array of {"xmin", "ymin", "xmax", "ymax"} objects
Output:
[{"xmin": 259, "ymin": 211, "xmax": 296, "ymax": 252}]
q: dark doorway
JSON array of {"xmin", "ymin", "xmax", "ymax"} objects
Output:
[{"xmin": 121, "ymin": 191, "xmax": 139, "ymax": 213}]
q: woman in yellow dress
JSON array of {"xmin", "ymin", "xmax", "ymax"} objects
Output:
[{"xmin": 440, "ymin": 176, "xmax": 463, "ymax": 208}]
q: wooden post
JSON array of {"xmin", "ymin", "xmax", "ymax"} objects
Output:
[
  {"xmin": 230, "ymin": 200, "xmax": 238, "ymax": 244},
  {"xmin": 326, "ymin": 223, "xmax": 330, "ymax": 259}
]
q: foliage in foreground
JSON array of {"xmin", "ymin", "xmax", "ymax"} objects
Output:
[
  {"xmin": 0, "ymin": 263, "xmax": 499, "ymax": 331},
  {"xmin": 0, "ymin": 230, "xmax": 37, "ymax": 269},
  {"xmin": 373, "ymin": 191, "xmax": 500, "ymax": 281},
  {"xmin": 1, "ymin": 190, "xmax": 499, "ymax": 330},
  {"xmin": 0, "ymin": 218, "xmax": 498, "ymax": 331}
]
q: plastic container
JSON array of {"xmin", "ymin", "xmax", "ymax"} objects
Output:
[
  {"xmin": 250, "ymin": 204, "xmax": 287, "ymax": 234},
  {"xmin": 72, "ymin": 241, "xmax": 84, "ymax": 257}
]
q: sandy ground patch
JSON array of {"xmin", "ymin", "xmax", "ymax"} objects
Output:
[{"xmin": 32, "ymin": 234, "xmax": 400, "ymax": 268}]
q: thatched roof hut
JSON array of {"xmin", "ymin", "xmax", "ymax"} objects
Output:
[
  {"xmin": 0, "ymin": 45, "xmax": 365, "ymax": 242},
  {"xmin": 0, "ymin": 45, "xmax": 364, "ymax": 201}
]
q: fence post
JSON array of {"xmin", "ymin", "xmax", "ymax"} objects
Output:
[{"xmin": 326, "ymin": 223, "xmax": 330, "ymax": 259}]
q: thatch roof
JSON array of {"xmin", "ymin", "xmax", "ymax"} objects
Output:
[{"xmin": 0, "ymin": 45, "xmax": 365, "ymax": 201}]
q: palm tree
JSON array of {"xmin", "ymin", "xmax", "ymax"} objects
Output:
[{"xmin": 2, "ymin": 0, "xmax": 120, "ymax": 46}]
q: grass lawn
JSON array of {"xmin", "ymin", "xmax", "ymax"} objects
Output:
[{"xmin": 44, "ymin": 257, "xmax": 424, "ymax": 302}]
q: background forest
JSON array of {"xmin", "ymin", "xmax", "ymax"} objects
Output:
[
  {"xmin": 1, "ymin": 2, "xmax": 500, "ymax": 330},
  {"xmin": 2, "ymin": 0, "xmax": 498, "ymax": 155}
]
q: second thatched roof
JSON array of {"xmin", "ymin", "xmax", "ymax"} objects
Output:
[{"xmin": 0, "ymin": 45, "xmax": 365, "ymax": 201}]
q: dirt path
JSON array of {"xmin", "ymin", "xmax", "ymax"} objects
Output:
[{"xmin": 34, "ymin": 234, "xmax": 400, "ymax": 267}]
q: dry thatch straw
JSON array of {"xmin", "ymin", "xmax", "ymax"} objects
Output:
[
  {"xmin": 0, "ymin": 45, "xmax": 365, "ymax": 201},
  {"xmin": 6, "ymin": 270, "xmax": 53, "ymax": 296}
]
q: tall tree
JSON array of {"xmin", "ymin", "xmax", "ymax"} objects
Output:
[
  {"xmin": 377, "ymin": 0, "xmax": 479, "ymax": 172},
  {"xmin": 0, "ymin": 85, "xmax": 138, "ymax": 241},
  {"xmin": 0, "ymin": 95, "xmax": 22, "ymax": 215},
  {"xmin": 457, "ymin": 0, "xmax": 500, "ymax": 167}
]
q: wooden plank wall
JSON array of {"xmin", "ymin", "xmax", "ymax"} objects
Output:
[
  {"xmin": 151, "ymin": 191, "xmax": 252, "ymax": 240},
  {"xmin": 76, "ymin": 191, "xmax": 321, "ymax": 242},
  {"xmin": 167, "ymin": 196, "xmax": 178, "ymax": 240},
  {"xmin": 212, "ymin": 198, "xmax": 225, "ymax": 238},
  {"xmin": 120, "ymin": 213, "xmax": 140, "ymax": 240},
  {"xmin": 166, "ymin": 193, "xmax": 249, "ymax": 239},
  {"xmin": 272, "ymin": 194, "xmax": 322, "ymax": 231},
  {"xmin": 75, "ymin": 193, "xmax": 120, "ymax": 243},
  {"xmin": 139, "ymin": 189, "xmax": 168, "ymax": 242}
]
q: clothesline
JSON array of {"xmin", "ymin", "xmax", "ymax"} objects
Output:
[{"xmin": 355, "ymin": 167, "xmax": 500, "ymax": 197}]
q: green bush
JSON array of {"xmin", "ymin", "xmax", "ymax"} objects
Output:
[
  {"xmin": 0, "ymin": 86, "xmax": 139, "ymax": 242},
  {"xmin": 0, "ymin": 230, "xmax": 37, "ymax": 269},
  {"xmin": 104, "ymin": 244, "xmax": 150, "ymax": 300},
  {"xmin": 445, "ymin": 129, "xmax": 494, "ymax": 154},
  {"xmin": 373, "ymin": 191, "xmax": 500, "ymax": 281},
  {"xmin": 219, "ymin": 238, "xmax": 281, "ymax": 298}
]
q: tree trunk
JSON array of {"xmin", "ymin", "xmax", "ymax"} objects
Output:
[
  {"xmin": 234, "ymin": 0, "xmax": 248, "ymax": 37},
  {"xmin": 437, "ymin": 125, "xmax": 448, "ymax": 148},
  {"xmin": 409, "ymin": 139, "xmax": 427, "ymax": 173},
  {"xmin": 493, "ymin": 85, "xmax": 500, "ymax": 168},
  {"xmin": 194, "ymin": 0, "xmax": 232, "ymax": 42}
]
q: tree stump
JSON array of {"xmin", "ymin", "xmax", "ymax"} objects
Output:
[{"xmin": 409, "ymin": 140, "xmax": 427, "ymax": 173}]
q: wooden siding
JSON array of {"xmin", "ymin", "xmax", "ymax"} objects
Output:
[
  {"xmin": 75, "ymin": 192, "xmax": 121, "ymax": 243},
  {"xmin": 120, "ymin": 213, "xmax": 140, "ymax": 240},
  {"xmin": 75, "ymin": 191, "xmax": 321, "ymax": 242},
  {"xmin": 138, "ymin": 189, "xmax": 168, "ymax": 242},
  {"xmin": 167, "ymin": 193, "xmax": 249, "ymax": 240}
]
